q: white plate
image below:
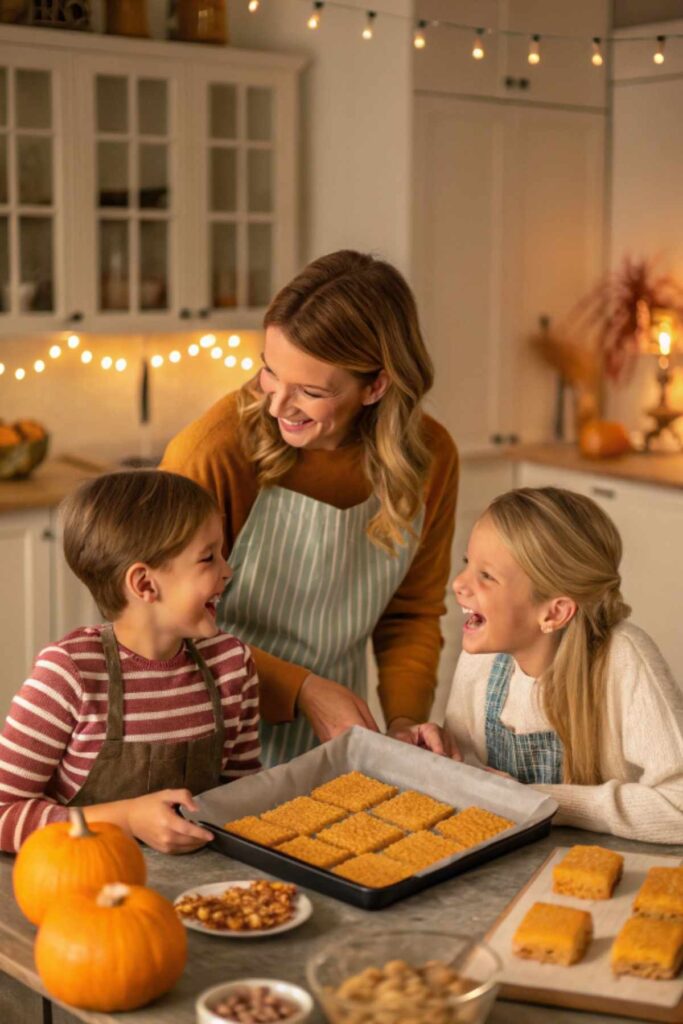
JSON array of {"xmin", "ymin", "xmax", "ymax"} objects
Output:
[{"xmin": 173, "ymin": 880, "xmax": 312, "ymax": 938}]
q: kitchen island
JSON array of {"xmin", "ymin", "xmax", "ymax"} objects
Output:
[{"xmin": 1, "ymin": 826, "xmax": 680, "ymax": 1024}]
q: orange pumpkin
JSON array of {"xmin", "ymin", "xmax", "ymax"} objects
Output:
[
  {"xmin": 13, "ymin": 807, "xmax": 146, "ymax": 925},
  {"xmin": 0, "ymin": 424, "xmax": 21, "ymax": 447},
  {"xmin": 35, "ymin": 882, "xmax": 187, "ymax": 1011},
  {"xmin": 15, "ymin": 419, "xmax": 47, "ymax": 442},
  {"xmin": 579, "ymin": 419, "xmax": 632, "ymax": 459}
]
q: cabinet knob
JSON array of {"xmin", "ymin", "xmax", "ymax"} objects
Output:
[
  {"xmin": 178, "ymin": 308, "xmax": 192, "ymax": 319},
  {"xmin": 68, "ymin": 311, "xmax": 84, "ymax": 323},
  {"xmin": 197, "ymin": 307, "xmax": 211, "ymax": 318},
  {"xmin": 41, "ymin": 528, "xmax": 56, "ymax": 541},
  {"xmin": 591, "ymin": 485, "xmax": 616, "ymax": 501},
  {"xmin": 490, "ymin": 433, "xmax": 504, "ymax": 445}
]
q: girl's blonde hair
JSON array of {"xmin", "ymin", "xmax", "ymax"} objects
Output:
[
  {"xmin": 487, "ymin": 487, "xmax": 631, "ymax": 785},
  {"xmin": 237, "ymin": 250, "xmax": 434, "ymax": 553}
]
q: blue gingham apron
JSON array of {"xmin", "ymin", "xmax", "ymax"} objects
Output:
[
  {"xmin": 485, "ymin": 654, "xmax": 563, "ymax": 784},
  {"xmin": 219, "ymin": 486, "xmax": 423, "ymax": 766}
]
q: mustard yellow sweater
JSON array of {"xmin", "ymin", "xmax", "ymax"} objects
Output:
[{"xmin": 161, "ymin": 391, "xmax": 458, "ymax": 726}]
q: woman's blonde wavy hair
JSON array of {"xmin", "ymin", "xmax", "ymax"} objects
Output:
[
  {"xmin": 487, "ymin": 487, "xmax": 631, "ymax": 785},
  {"xmin": 237, "ymin": 250, "xmax": 434, "ymax": 554}
]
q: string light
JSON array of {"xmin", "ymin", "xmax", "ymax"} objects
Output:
[
  {"xmin": 150, "ymin": 354, "xmax": 164, "ymax": 368},
  {"xmin": 224, "ymin": 355, "xmax": 237, "ymax": 368},
  {"xmin": 591, "ymin": 37, "xmax": 604, "ymax": 67},
  {"xmin": 188, "ymin": 344, "xmax": 200, "ymax": 356},
  {"xmin": 654, "ymin": 35, "xmax": 665, "ymax": 64},
  {"xmin": 528, "ymin": 34, "xmax": 541, "ymax": 65},
  {"xmin": 67, "ymin": 334, "xmax": 80, "ymax": 349},
  {"xmin": 210, "ymin": 346, "xmax": 223, "ymax": 359},
  {"xmin": 169, "ymin": 350, "xmax": 181, "ymax": 363},
  {"xmin": 307, "ymin": 1, "xmax": 323, "ymax": 30},
  {"xmin": 362, "ymin": 10, "xmax": 376, "ymax": 41},
  {"xmin": 0, "ymin": 363, "xmax": 4, "ymax": 375},
  {"xmin": 228, "ymin": 334, "xmax": 241, "ymax": 348},
  {"xmin": 248, "ymin": 0, "xmax": 259, "ymax": 10},
  {"xmin": 101, "ymin": 356, "xmax": 113, "ymax": 370},
  {"xmin": 15, "ymin": 368, "xmax": 25, "ymax": 380},
  {"xmin": 241, "ymin": 357, "xmax": 254, "ymax": 371},
  {"xmin": 472, "ymin": 28, "xmax": 485, "ymax": 60},
  {"xmin": 81, "ymin": 350, "xmax": 93, "ymax": 364},
  {"xmin": 200, "ymin": 333, "xmax": 215, "ymax": 348},
  {"xmin": 34, "ymin": 360, "xmax": 45, "ymax": 373},
  {"xmin": 115, "ymin": 358, "xmax": 127, "ymax": 372},
  {"xmin": 49, "ymin": 344, "xmax": 61, "ymax": 359},
  {"xmin": 413, "ymin": 19, "xmax": 427, "ymax": 49}
]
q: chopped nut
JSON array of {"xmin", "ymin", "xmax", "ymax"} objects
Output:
[{"xmin": 175, "ymin": 881, "xmax": 298, "ymax": 932}]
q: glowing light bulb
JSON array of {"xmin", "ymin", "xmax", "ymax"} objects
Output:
[
  {"xmin": 413, "ymin": 20, "xmax": 427, "ymax": 49},
  {"xmin": 211, "ymin": 346, "xmax": 223, "ymax": 360},
  {"xmin": 200, "ymin": 333, "xmax": 215, "ymax": 348},
  {"xmin": 528, "ymin": 34, "xmax": 541, "ymax": 65},
  {"xmin": 241, "ymin": 357, "xmax": 254, "ymax": 371},
  {"xmin": 659, "ymin": 330, "xmax": 672, "ymax": 356},
  {"xmin": 49, "ymin": 344, "xmax": 62, "ymax": 359},
  {"xmin": 15, "ymin": 368, "xmax": 26, "ymax": 380},
  {"xmin": 67, "ymin": 334, "xmax": 80, "ymax": 349},
  {"xmin": 101, "ymin": 356, "xmax": 113, "ymax": 370},
  {"xmin": 591, "ymin": 37, "xmax": 604, "ymax": 67},
  {"xmin": 0, "ymin": 363, "xmax": 5, "ymax": 375},
  {"xmin": 472, "ymin": 29, "xmax": 485, "ymax": 60},
  {"xmin": 654, "ymin": 35, "xmax": 665, "ymax": 64},
  {"xmin": 151, "ymin": 354, "xmax": 164, "ymax": 368},
  {"xmin": 169, "ymin": 350, "xmax": 181, "ymax": 363},
  {"xmin": 225, "ymin": 355, "xmax": 237, "ymax": 368},
  {"xmin": 362, "ymin": 10, "xmax": 376, "ymax": 40},
  {"xmin": 34, "ymin": 360, "xmax": 45, "ymax": 373},
  {"xmin": 188, "ymin": 344, "xmax": 200, "ymax": 356},
  {"xmin": 228, "ymin": 334, "xmax": 241, "ymax": 348},
  {"xmin": 248, "ymin": 0, "xmax": 259, "ymax": 10},
  {"xmin": 307, "ymin": 1, "xmax": 323, "ymax": 30},
  {"xmin": 81, "ymin": 350, "xmax": 93, "ymax": 364},
  {"xmin": 115, "ymin": 358, "xmax": 127, "ymax": 372}
]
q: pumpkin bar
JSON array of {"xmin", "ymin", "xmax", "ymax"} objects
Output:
[
  {"xmin": 332, "ymin": 853, "xmax": 414, "ymax": 888},
  {"xmin": 633, "ymin": 866, "xmax": 683, "ymax": 921},
  {"xmin": 311, "ymin": 771, "xmax": 398, "ymax": 812},
  {"xmin": 383, "ymin": 830, "xmax": 464, "ymax": 871},
  {"xmin": 320, "ymin": 812, "xmax": 404, "ymax": 855},
  {"xmin": 372, "ymin": 790, "xmax": 453, "ymax": 831},
  {"xmin": 513, "ymin": 902, "xmax": 593, "ymax": 966},
  {"xmin": 223, "ymin": 815, "xmax": 296, "ymax": 847},
  {"xmin": 276, "ymin": 835, "xmax": 351, "ymax": 869},
  {"xmin": 611, "ymin": 916, "xmax": 683, "ymax": 979},
  {"xmin": 436, "ymin": 806, "xmax": 514, "ymax": 848},
  {"xmin": 262, "ymin": 797, "xmax": 346, "ymax": 836},
  {"xmin": 552, "ymin": 845, "xmax": 624, "ymax": 900}
]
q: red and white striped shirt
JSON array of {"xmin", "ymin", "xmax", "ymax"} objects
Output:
[{"xmin": 0, "ymin": 626, "xmax": 260, "ymax": 852}]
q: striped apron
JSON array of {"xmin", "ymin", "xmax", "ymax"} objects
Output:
[
  {"xmin": 218, "ymin": 486, "xmax": 423, "ymax": 766},
  {"xmin": 485, "ymin": 653, "xmax": 564, "ymax": 784}
]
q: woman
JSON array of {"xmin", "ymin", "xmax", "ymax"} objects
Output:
[{"xmin": 162, "ymin": 250, "xmax": 459, "ymax": 765}]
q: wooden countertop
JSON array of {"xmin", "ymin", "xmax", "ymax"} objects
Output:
[
  {"xmin": 0, "ymin": 826, "xmax": 678, "ymax": 1024},
  {"xmin": 0, "ymin": 455, "xmax": 109, "ymax": 513}
]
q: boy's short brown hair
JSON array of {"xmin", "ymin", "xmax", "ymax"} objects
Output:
[{"xmin": 61, "ymin": 470, "xmax": 219, "ymax": 620}]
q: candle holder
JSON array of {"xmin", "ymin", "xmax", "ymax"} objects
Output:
[{"xmin": 644, "ymin": 309, "xmax": 683, "ymax": 451}]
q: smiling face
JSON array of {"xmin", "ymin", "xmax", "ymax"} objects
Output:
[
  {"xmin": 452, "ymin": 514, "xmax": 561, "ymax": 676},
  {"xmin": 153, "ymin": 513, "xmax": 231, "ymax": 642},
  {"xmin": 259, "ymin": 325, "xmax": 387, "ymax": 451}
]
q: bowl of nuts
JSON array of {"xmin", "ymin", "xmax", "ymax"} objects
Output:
[
  {"xmin": 196, "ymin": 979, "xmax": 313, "ymax": 1024},
  {"xmin": 306, "ymin": 929, "xmax": 501, "ymax": 1024}
]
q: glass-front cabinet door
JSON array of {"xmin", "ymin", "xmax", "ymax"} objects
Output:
[
  {"xmin": 0, "ymin": 48, "xmax": 68, "ymax": 328},
  {"xmin": 74, "ymin": 54, "xmax": 184, "ymax": 328},
  {"xmin": 190, "ymin": 60, "xmax": 299, "ymax": 326}
]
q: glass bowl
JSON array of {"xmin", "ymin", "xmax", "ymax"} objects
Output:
[{"xmin": 306, "ymin": 929, "xmax": 501, "ymax": 1024}]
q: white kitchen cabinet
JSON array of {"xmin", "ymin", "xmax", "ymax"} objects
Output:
[
  {"xmin": 0, "ymin": 507, "xmax": 99, "ymax": 722},
  {"xmin": 413, "ymin": 95, "xmax": 605, "ymax": 450},
  {"xmin": 515, "ymin": 461, "xmax": 683, "ymax": 684},
  {"xmin": 0, "ymin": 24, "xmax": 304, "ymax": 335}
]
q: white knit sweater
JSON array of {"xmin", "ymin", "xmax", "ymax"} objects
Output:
[{"xmin": 444, "ymin": 622, "xmax": 683, "ymax": 844}]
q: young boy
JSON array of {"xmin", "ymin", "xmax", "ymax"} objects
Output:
[{"xmin": 0, "ymin": 470, "xmax": 260, "ymax": 854}]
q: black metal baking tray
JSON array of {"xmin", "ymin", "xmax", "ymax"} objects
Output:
[{"xmin": 188, "ymin": 727, "xmax": 559, "ymax": 910}]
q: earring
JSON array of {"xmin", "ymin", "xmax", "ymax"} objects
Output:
[{"xmin": 541, "ymin": 624, "xmax": 553, "ymax": 634}]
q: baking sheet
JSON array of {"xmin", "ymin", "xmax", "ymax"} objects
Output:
[
  {"xmin": 185, "ymin": 727, "xmax": 558, "ymax": 907},
  {"xmin": 487, "ymin": 846, "xmax": 683, "ymax": 1015}
]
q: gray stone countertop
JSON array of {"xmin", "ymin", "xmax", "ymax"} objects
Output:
[{"xmin": 1, "ymin": 826, "xmax": 681, "ymax": 1024}]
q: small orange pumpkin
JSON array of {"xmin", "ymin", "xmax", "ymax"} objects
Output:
[
  {"xmin": 579, "ymin": 419, "xmax": 632, "ymax": 459},
  {"xmin": 35, "ymin": 882, "xmax": 187, "ymax": 1011},
  {"xmin": 15, "ymin": 419, "xmax": 47, "ymax": 442},
  {"xmin": 13, "ymin": 807, "xmax": 146, "ymax": 925}
]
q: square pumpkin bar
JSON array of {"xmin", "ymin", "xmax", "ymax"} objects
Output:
[
  {"xmin": 276, "ymin": 835, "xmax": 350, "ymax": 869},
  {"xmin": 372, "ymin": 790, "xmax": 453, "ymax": 831},
  {"xmin": 612, "ymin": 916, "xmax": 683, "ymax": 979},
  {"xmin": 320, "ymin": 812, "xmax": 404, "ymax": 855},
  {"xmin": 436, "ymin": 806, "xmax": 514, "ymax": 848},
  {"xmin": 383, "ymin": 830, "xmax": 464, "ymax": 871},
  {"xmin": 311, "ymin": 771, "xmax": 398, "ymax": 812},
  {"xmin": 633, "ymin": 866, "xmax": 683, "ymax": 921},
  {"xmin": 552, "ymin": 845, "xmax": 624, "ymax": 900},
  {"xmin": 223, "ymin": 815, "xmax": 296, "ymax": 847},
  {"xmin": 513, "ymin": 902, "xmax": 593, "ymax": 966},
  {"xmin": 262, "ymin": 796, "xmax": 346, "ymax": 836},
  {"xmin": 332, "ymin": 853, "xmax": 415, "ymax": 888}
]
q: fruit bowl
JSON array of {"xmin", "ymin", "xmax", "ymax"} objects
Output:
[{"xmin": 0, "ymin": 422, "xmax": 50, "ymax": 480}]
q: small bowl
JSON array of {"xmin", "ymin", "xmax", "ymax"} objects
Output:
[
  {"xmin": 0, "ymin": 435, "xmax": 49, "ymax": 480},
  {"xmin": 306, "ymin": 929, "xmax": 501, "ymax": 1024},
  {"xmin": 196, "ymin": 978, "xmax": 313, "ymax": 1024}
]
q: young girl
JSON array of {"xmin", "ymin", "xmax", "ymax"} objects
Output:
[
  {"xmin": 0, "ymin": 470, "xmax": 260, "ymax": 854},
  {"xmin": 445, "ymin": 486, "xmax": 683, "ymax": 844}
]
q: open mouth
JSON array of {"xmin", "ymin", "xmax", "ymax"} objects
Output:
[
  {"xmin": 204, "ymin": 597, "xmax": 219, "ymax": 617},
  {"xmin": 279, "ymin": 417, "xmax": 314, "ymax": 432},
  {"xmin": 461, "ymin": 606, "xmax": 486, "ymax": 632}
]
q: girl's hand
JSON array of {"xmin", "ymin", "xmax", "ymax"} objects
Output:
[
  {"xmin": 483, "ymin": 765, "xmax": 514, "ymax": 780},
  {"xmin": 297, "ymin": 674, "xmax": 379, "ymax": 743},
  {"xmin": 125, "ymin": 789, "xmax": 215, "ymax": 854},
  {"xmin": 387, "ymin": 718, "xmax": 463, "ymax": 760}
]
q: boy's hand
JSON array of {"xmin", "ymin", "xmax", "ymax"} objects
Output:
[
  {"xmin": 126, "ymin": 789, "xmax": 215, "ymax": 854},
  {"xmin": 387, "ymin": 718, "xmax": 463, "ymax": 760},
  {"xmin": 297, "ymin": 674, "xmax": 379, "ymax": 742}
]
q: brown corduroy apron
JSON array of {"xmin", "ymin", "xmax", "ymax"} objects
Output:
[{"xmin": 68, "ymin": 625, "xmax": 225, "ymax": 805}]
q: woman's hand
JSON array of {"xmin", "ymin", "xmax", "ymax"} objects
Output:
[
  {"xmin": 297, "ymin": 674, "xmax": 379, "ymax": 743},
  {"xmin": 124, "ymin": 789, "xmax": 215, "ymax": 854},
  {"xmin": 387, "ymin": 717, "xmax": 463, "ymax": 760}
]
